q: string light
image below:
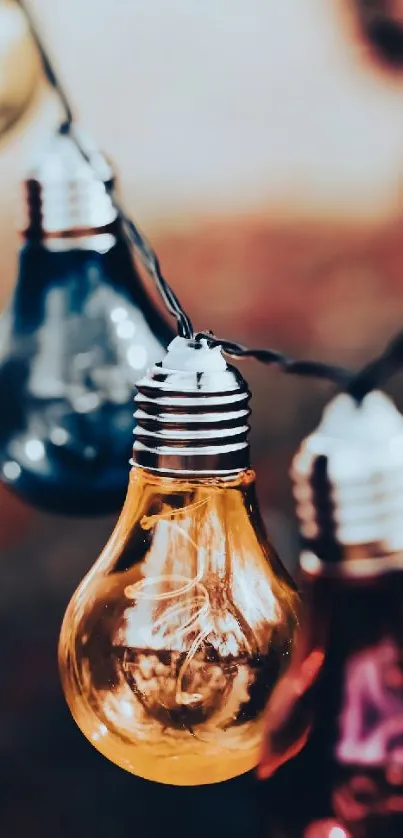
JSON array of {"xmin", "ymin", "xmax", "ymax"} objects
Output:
[
  {"xmin": 59, "ymin": 335, "xmax": 300, "ymax": 785},
  {"xmin": 0, "ymin": 4, "xmax": 173, "ymax": 516},
  {"xmin": 353, "ymin": 0, "xmax": 403, "ymax": 68},
  {"xmin": 13, "ymin": 0, "xmax": 403, "ymax": 803},
  {"xmin": 257, "ymin": 388, "xmax": 403, "ymax": 832},
  {"xmin": 17, "ymin": 0, "xmax": 403, "ymax": 399}
]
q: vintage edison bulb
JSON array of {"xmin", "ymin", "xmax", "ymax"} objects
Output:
[
  {"xmin": 59, "ymin": 337, "xmax": 299, "ymax": 785},
  {"xmin": 0, "ymin": 128, "xmax": 171, "ymax": 515},
  {"xmin": 258, "ymin": 392, "xmax": 403, "ymax": 838}
]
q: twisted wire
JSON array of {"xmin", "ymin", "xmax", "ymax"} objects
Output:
[
  {"xmin": 16, "ymin": 0, "xmax": 74, "ymax": 128},
  {"xmin": 18, "ymin": 1, "xmax": 403, "ymax": 394},
  {"xmin": 195, "ymin": 332, "xmax": 353, "ymax": 387},
  {"xmin": 18, "ymin": 0, "xmax": 193, "ymax": 338},
  {"xmin": 345, "ymin": 330, "xmax": 403, "ymax": 402}
]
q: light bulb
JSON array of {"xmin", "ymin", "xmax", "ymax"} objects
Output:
[
  {"xmin": 59, "ymin": 337, "xmax": 299, "ymax": 785},
  {"xmin": 258, "ymin": 391, "xmax": 403, "ymax": 837},
  {"xmin": 0, "ymin": 127, "xmax": 172, "ymax": 515},
  {"xmin": 353, "ymin": 0, "xmax": 403, "ymax": 68},
  {"xmin": 0, "ymin": 0, "xmax": 41, "ymax": 137}
]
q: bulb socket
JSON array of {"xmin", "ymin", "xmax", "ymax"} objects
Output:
[
  {"xmin": 21, "ymin": 126, "xmax": 117, "ymax": 240},
  {"xmin": 291, "ymin": 391, "xmax": 403, "ymax": 561},
  {"xmin": 132, "ymin": 342, "xmax": 251, "ymax": 477}
]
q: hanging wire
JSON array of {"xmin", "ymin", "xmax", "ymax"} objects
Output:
[
  {"xmin": 18, "ymin": 1, "xmax": 403, "ymax": 396},
  {"xmin": 17, "ymin": 0, "xmax": 194, "ymax": 339},
  {"xmin": 106, "ymin": 198, "xmax": 194, "ymax": 340},
  {"xmin": 16, "ymin": 0, "xmax": 74, "ymax": 129},
  {"xmin": 17, "ymin": 0, "xmax": 352, "ymax": 384},
  {"xmin": 63, "ymin": 122, "xmax": 194, "ymax": 338},
  {"xmin": 345, "ymin": 329, "xmax": 403, "ymax": 402},
  {"xmin": 198, "ymin": 328, "xmax": 403, "ymax": 395},
  {"xmin": 195, "ymin": 332, "xmax": 353, "ymax": 387}
]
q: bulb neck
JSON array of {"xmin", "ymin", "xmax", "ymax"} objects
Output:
[
  {"xmin": 132, "ymin": 339, "xmax": 251, "ymax": 478},
  {"xmin": 23, "ymin": 230, "xmax": 119, "ymax": 253},
  {"xmin": 129, "ymin": 464, "xmax": 255, "ymax": 489}
]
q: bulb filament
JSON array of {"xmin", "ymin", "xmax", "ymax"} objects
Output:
[{"xmin": 124, "ymin": 507, "xmax": 249, "ymax": 708}]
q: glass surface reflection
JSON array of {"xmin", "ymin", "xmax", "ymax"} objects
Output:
[
  {"xmin": 59, "ymin": 468, "xmax": 299, "ymax": 784},
  {"xmin": 0, "ymin": 233, "xmax": 172, "ymax": 515}
]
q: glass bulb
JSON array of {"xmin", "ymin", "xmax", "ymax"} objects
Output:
[
  {"xmin": 354, "ymin": 0, "xmax": 403, "ymax": 68},
  {"xmin": 258, "ymin": 392, "xmax": 403, "ymax": 837},
  {"xmin": 59, "ymin": 466, "xmax": 299, "ymax": 785},
  {"xmin": 0, "ymin": 235, "xmax": 172, "ymax": 515},
  {"xmin": 0, "ymin": 128, "xmax": 173, "ymax": 515}
]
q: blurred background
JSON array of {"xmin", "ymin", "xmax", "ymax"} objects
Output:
[{"xmin": 2, "ymin": 0, "xmax": 403, "ymax": 835}]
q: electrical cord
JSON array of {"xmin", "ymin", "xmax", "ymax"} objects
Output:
[
  {"xmin": 17, "ymin": 0, "xmax": 194, "ymax": 339},
  {"xmin": 195, "ymin": 332, "xmax": 353, "ymax": 386},
  {"xmin": 16, "ymin": 0, "xmax": 74, "ymax": 129},
  {"xmin": 345, "ymin": 330, "xmax": 403, "ymax": 402},
  {"xmin": 17, "ymin": 0, "xmax": 403, "ymax": 395}
]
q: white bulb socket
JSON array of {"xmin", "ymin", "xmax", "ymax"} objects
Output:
[
  {"xmin": 292, "ymin": 391, "xmax": 403, "ymax": 553},
  {"xmin": 21, "ymin": 127, "xmax": 116, "ymax": 238},
  {"xmin": 133, "ymin": 337, "xmax": 251, "ymax": 476}
]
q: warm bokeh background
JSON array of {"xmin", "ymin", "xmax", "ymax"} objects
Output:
[{"xmin": 2, "ymin": 1, "xmax": 403, "ymax": 835}]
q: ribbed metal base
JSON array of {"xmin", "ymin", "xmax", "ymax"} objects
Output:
[
  {"xmin": 291, "ymin": 391, "xmax": 403, "ymax": 557},
  {"xmin": 132, "ymin": 359, "xmax": 251, "ymax": 476},
  {"xmin": 21, "ymin": 127, "xmax": 116, "ymax": 239}
]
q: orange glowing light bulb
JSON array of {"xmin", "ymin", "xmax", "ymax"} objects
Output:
[{"xmin": 58, "ymin": 337, "xmax": 299, "ymax": 785}]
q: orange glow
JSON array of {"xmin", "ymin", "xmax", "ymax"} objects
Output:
[
  {"xmin": 258, "ymin": 647, "xmax": 325, "ymax": 779},
  {"xmin": 58, "ymin": 467, "xmax": 299, "ymax": 785}
]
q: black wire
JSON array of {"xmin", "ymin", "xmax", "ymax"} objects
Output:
[
  {"xmin": 109, "ymin": 201, "xmax": 194, "ymax": 339},
  {"xmin": 16, "ymin": 0, "xmax": 74, "ymax": 128},
  {"xmin": 345, "ymin": 330, "xmax": 403, "ymax": 402},
  {"xmin": 18, "ymin": 1, "xmax": 193, "ymax": 339},
  {"xmin": 195, "ymin": 332, "xmax": 353, "ymax": 386},
  {"xmin": 19, "ymin": 1, "xmax": 403, "ymax": 390},
  {"xmin": 67, "ymin": 125, "xmax": 194, "ymax": 338}
]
